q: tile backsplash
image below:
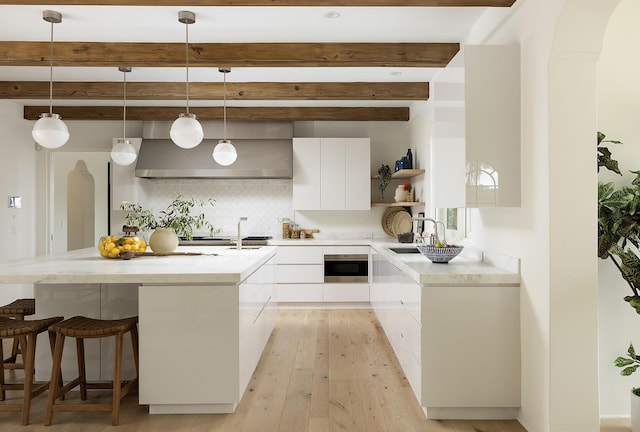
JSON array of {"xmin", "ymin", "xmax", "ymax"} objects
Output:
[
  {"xmin": 112, "ymin": 178, "xmax": 397, "ymax": 239},
  {"xmin": 145, "ymin": 179, "xmax": 293, "ymax": 237}
]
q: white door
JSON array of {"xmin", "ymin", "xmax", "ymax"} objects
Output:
[{"xmin": 51, "ymin": 152, "xmax": 110, "ymax": 253}]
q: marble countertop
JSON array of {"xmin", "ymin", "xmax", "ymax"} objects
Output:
[
  {"xmin": 0, "ymin": 246, "xmax": 277, "ymax": 285},
  {"xmin": 370, "ymin": 242, "xmax": 520, "ymax": 286},
  {"xmin": 269, "ymin": 237, "xmax": 520, "ymax": 286}
]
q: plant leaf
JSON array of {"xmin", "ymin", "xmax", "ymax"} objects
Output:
[
  {"xmin": 621, "ymin": 365, "xmax": 639, "ymax": 376},
  {"xmin": 630, "ymin": 343, "xmax": 637, "ymax": 359},
  {"xmin": 615, "ymin": 357, "xmax": 636, "ymax": 367}
]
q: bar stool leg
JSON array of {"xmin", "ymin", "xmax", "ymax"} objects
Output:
[
  {"xmin": 45, "ymin": 332, "xmax": 65, "ymax": 426},
  {"xmin": 0, "ymin": 337, "xmax": 5, "ymax": 400},
  {"xmin": 21, "ymin": 333, "xmax": 36, "ymax": 425},
  {"xmin": 112, "ymin": 332, "xmax": 124, "ymax": 426},
  {"xmin": 47, "ymin": 330, "xmax": 64, "ymax": 401},
  {"xmin": 76, "ymin": 338, "xmax": 87, "ymax": 400}
]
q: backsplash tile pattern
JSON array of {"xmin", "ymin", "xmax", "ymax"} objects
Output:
[{"xmin": 146, "ymin": 179, "xmax": 293, "ymax": 237}]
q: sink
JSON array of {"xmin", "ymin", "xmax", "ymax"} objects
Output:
[
  {"xmin": 389, "ymin": 247, "xmax": 420, "ymax": 254},
  {"xmin": 227, "ymin": 246, "xmax": 262, "ymax": 250}
]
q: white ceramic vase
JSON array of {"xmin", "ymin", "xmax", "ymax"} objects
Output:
[
  {"xmin": 394, "ymin": 185, "xmax": 408, "ymax": 202},
  {"xmin": 632, "ymin": 390, "xmax": 640, "ymax": 432},
  {"xmin": 149, "ymin": 227, "xmax": 179, "ymax": 254}
]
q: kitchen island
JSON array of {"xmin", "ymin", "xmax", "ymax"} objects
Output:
[{"xmin": 0, "ymin": 245, "xmax": 278, "ymax": 415}]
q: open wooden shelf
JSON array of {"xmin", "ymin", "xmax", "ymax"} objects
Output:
[
  {"xmin": 371, "ymin": 169, "xmax": 425, "ymax": 180},
  {"xmin": 371, "ymin": 201, "xmax": 425, "ymax": 207}
]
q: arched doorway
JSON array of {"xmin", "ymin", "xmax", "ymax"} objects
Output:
[{"xmin": 548, "ymin": 0, "xmax": 621, "ymax": 428}]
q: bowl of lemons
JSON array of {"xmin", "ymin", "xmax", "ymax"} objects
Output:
[
  {"xmin": 416, "ymin": 242, "xmax": 464, "ymax": 263},
  {"xmin": 98, "ymin": 235, "xmax": 147, "ymax": 259}
]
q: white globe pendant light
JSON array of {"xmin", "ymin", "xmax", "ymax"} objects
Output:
[
  {"xmin": 32, "ymin": 10, "xmax": 69, "ymax": 149},
  {"xmin": 170, "ymin": 11, "xmax": 203, "ymax": 149},
  {"xmin": 213, "ymin": 68, "xmax": 238, "ymax": 166},
  {"xmin": 111, "ymin": 67, "xmax": 137, "ymax": 166}
]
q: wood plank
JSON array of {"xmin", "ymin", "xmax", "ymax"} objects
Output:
[
  {"xmin": 23, "ymin": 106, "xmax": 410, "ymax": 122},
  {"xmin": 0, "ymin": 42, "xmax": 459, "ymax": 68},
  {"xmin": 0, "ymin": 1, "xmax": 518, "ymax": 7},
  {"xmin": 0, "ymin": 81, "xmax": 428, "ymax": 101},
  {"xmin": 309, "ymin": 310, "xmax": 330, "ymax": 419},
  {"xmin": 0, "ymin": 311, "xmax": 530, "ymax": 432}
]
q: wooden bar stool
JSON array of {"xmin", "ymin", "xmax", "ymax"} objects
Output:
[
  {"xmin": 45, "ymin": 315, "xmax": 139, "ymax": 426},
  {"xmin": 0, "ymin": 315, "xmax": 64, "ymax": 425},
  {"xmin": 0, "ymin": 298, "xmax": 36, "ymax": 369}
]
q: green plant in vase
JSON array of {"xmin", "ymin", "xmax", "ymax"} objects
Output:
[
  {"xmin": 378, "ymin": 164, "xmax": 392, "ymax": 201},
  {"xmin": 120, "ymin": 194, "xmax": 218, "ymax": 253}
]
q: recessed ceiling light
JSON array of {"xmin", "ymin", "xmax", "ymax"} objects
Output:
[
  {"xmin": 390, "ymin": 71, "xmax": 403, "ymax": 76},
  {"xmin": 324, "ymin": 11, "xmax": 340, "ymax": 19}
]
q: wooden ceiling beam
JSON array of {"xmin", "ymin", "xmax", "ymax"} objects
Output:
[
  {"xmin": 24, "ymin": 106, "xmax": 410, "ymax": 122},
  {"xmin": 0, "ymin": 42, "xmax": 458, "ymax": 68},
  {"xmin": 1, "ymin": 81, "xmax": 428, "ymax": 101},
  {"xmin": 0, "ymin": 1, "xmax": 516, "ymax": 6}
]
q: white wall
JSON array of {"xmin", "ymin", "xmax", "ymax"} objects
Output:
[
  {"xmin": 409, "ymin": 1, "xmax": 623, "ymax": 431},
  {"xmin": 0, "ymin": 100, "xmax": 39, "ymax": 304},
  {"xmin": 597, "ymin": 0, "xmax": 640, "ymax": 416}
]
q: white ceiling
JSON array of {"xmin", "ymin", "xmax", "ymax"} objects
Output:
[{"xmin": 0, "ymin": 5, "xmax": 508, "ymax": 109}]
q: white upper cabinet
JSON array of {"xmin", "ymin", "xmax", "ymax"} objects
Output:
[
  {"xmin": 431, "ymin": 44, "xmax": 521, "ymax": 208},
  {"xmin": 293, "ymin": 137, "xmax": 371, "ymax": 210},
  {"xmin": 292, "ymin": 138, "xmax": 321, "ymax": 210}
]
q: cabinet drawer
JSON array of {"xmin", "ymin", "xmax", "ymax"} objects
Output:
[
  {"xmin": 275, "ymin": 246, "xmax": 323, "ymax": 264},
  {"xmin": 323, "ymin": 283, "xmax": 370, "ymax": 302},
  {"xmin": 276, "ymin": 265, "xmax": 324, "ymax": 283},
  {"xmin": 399, "ymin": 308, "xmax": 421, "ymax": 366},
  {"xmin": 277, "ymin": 284, "xmax": 323, "ymax": 302},
  {"xmin": 322, "ymin": 246, "xmax": 370, "ymax": 256}
]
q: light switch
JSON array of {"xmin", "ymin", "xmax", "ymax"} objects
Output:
[{"xmin": 8, "ymin": 196, "xmax": 21, "ymax": 208}]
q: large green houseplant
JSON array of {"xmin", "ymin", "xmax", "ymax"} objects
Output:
[{"xmin": 598, "ymin": 133, "xmax": 640, "ymax": 403}]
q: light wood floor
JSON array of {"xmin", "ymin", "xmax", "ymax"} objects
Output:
[{"xmin": 2, "ymin": 308, "xmax": 614, "ymax": 431}]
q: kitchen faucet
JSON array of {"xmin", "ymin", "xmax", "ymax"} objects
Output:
[
  {"xmin": 237, "ymin": 217, "xmax": 248, "ymax": 250},
  {"xmin": 411, "ymin": 217, "xmax": 446, "ymax": 245}
]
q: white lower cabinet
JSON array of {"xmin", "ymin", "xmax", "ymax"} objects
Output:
[
  {"xmin": 139, "ymin": 256, "xmax": 276, "ymax": 414},
  {"xmin": 275, "ymin": 245, "xmax": 370, "ymax": 303},
  {"xmin": 371, "ymin": 252, "xmax": 520, "ymax": 420}
]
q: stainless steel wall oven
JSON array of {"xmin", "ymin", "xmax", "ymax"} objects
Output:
[{"xmin": 323, "ymin": 253, "xmax": 368, "ymax": 283}]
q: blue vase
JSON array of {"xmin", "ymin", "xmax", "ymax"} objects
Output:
[
  {"xmin": 406, "ymin": 149, "xmax": 413, "ymax": 169},
  {"xmin": 395, "ymin": 160, "xmax": 401, "ymax": 172}
]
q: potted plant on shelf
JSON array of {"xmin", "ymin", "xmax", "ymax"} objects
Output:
[
  {"xmin": 378, "ymin": 164, "xmax": 392, "ymax": 201},
  {"xmin": 120, "ymin": 194, "xmax": 218, "ymax": 254},
  {"xmin": 598, "ymin": 132, "xmax": 640, "ymax": 428}
]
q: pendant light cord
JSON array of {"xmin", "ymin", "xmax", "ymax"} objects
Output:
[
  {"xmin": 123, "ymin": 69, "xmax": 127, "ymax": 140},
  {"xmin": 48, "ymin": 18, "xmax": 54, "ymax": 115},
  {"xmin": 185, "ymin": 21, "xmax": 190, "ymax": 114},
  {"xmin": 223, "ymin": 70, "xmax": 227, "ymax": 140}
]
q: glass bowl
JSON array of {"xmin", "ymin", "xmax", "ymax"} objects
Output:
[{"xmin": 98, "ymin": 235, "xmax": 147, "ymax": 259}]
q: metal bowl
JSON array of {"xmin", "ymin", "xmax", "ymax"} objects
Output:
[{"xmin": 416, "ymin": 245, "xmax": 464, "ymax": 263}]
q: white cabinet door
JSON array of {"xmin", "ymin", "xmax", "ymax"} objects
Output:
[
  {"xmin": 293, "ymin": 138, "xmax": 321, "ymax": 210},
  {"xmin": 345, "ymin": 138, "xmax": 371, "ymax": 210},
  {"xmin": 320, "ymin": 138, "xmax": 346, "ymax": 210},
  {"xmin": 293, "ymin": 137, "xmax": 370, "ymax": 210},
  {"xmin": 430, "ymin": 45, "xmax": 520, "ymax": 208}
]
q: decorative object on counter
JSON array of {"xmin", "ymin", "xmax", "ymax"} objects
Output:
[
  {"xmin": 391, "ymin": 210, "xmax": 412, "ymax": 236},
  {"xmin": 212, "ymin": 67, "xmax": 238, "ymax": 166},
  {"xmin": 377, "ymin": 164, "xmax": 392, "ymax": 201},
  {"xmin": 417, "ymin": 244, "xmax": 464, "ymax": 263},
  {"xmin": 120, "ymin": 194, "xmax": 217, "ymax": 254},
  {"xmin": 170, "ymin": 11, "xmax": 204, "ymax": 150},
  {"xmin": 303, "ymin": 229, "xmax": 320, "ymax": 239},
  {"xmin": 148, "ymin": 227, "xmax": 180, "ymax": 255},
  {"xmin": 282, "ymin": 218, "xmax": 291, "ymax": 239},
  {"xmin": 31, "ymin": 10, "xmax": 69, "ymax": 150},
  {"xmin": 394, "ymin": 184, "xmax": 408, "ymax": 202},
  {"xmin": 98, "ymin": 235, "xmax": 147, "ymax": 259},
  {"xmin": 397, "ymin": 232, "xmax": 414, "ymax": 243},
  {"xmin": 382, "ymin": 207, "xmax": 404, "ymax": 237}
]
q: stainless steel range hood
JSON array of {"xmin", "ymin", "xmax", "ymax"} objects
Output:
[{"xmin": 135, "ymin": 121, "xmax": 293, "ymax": 179}]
